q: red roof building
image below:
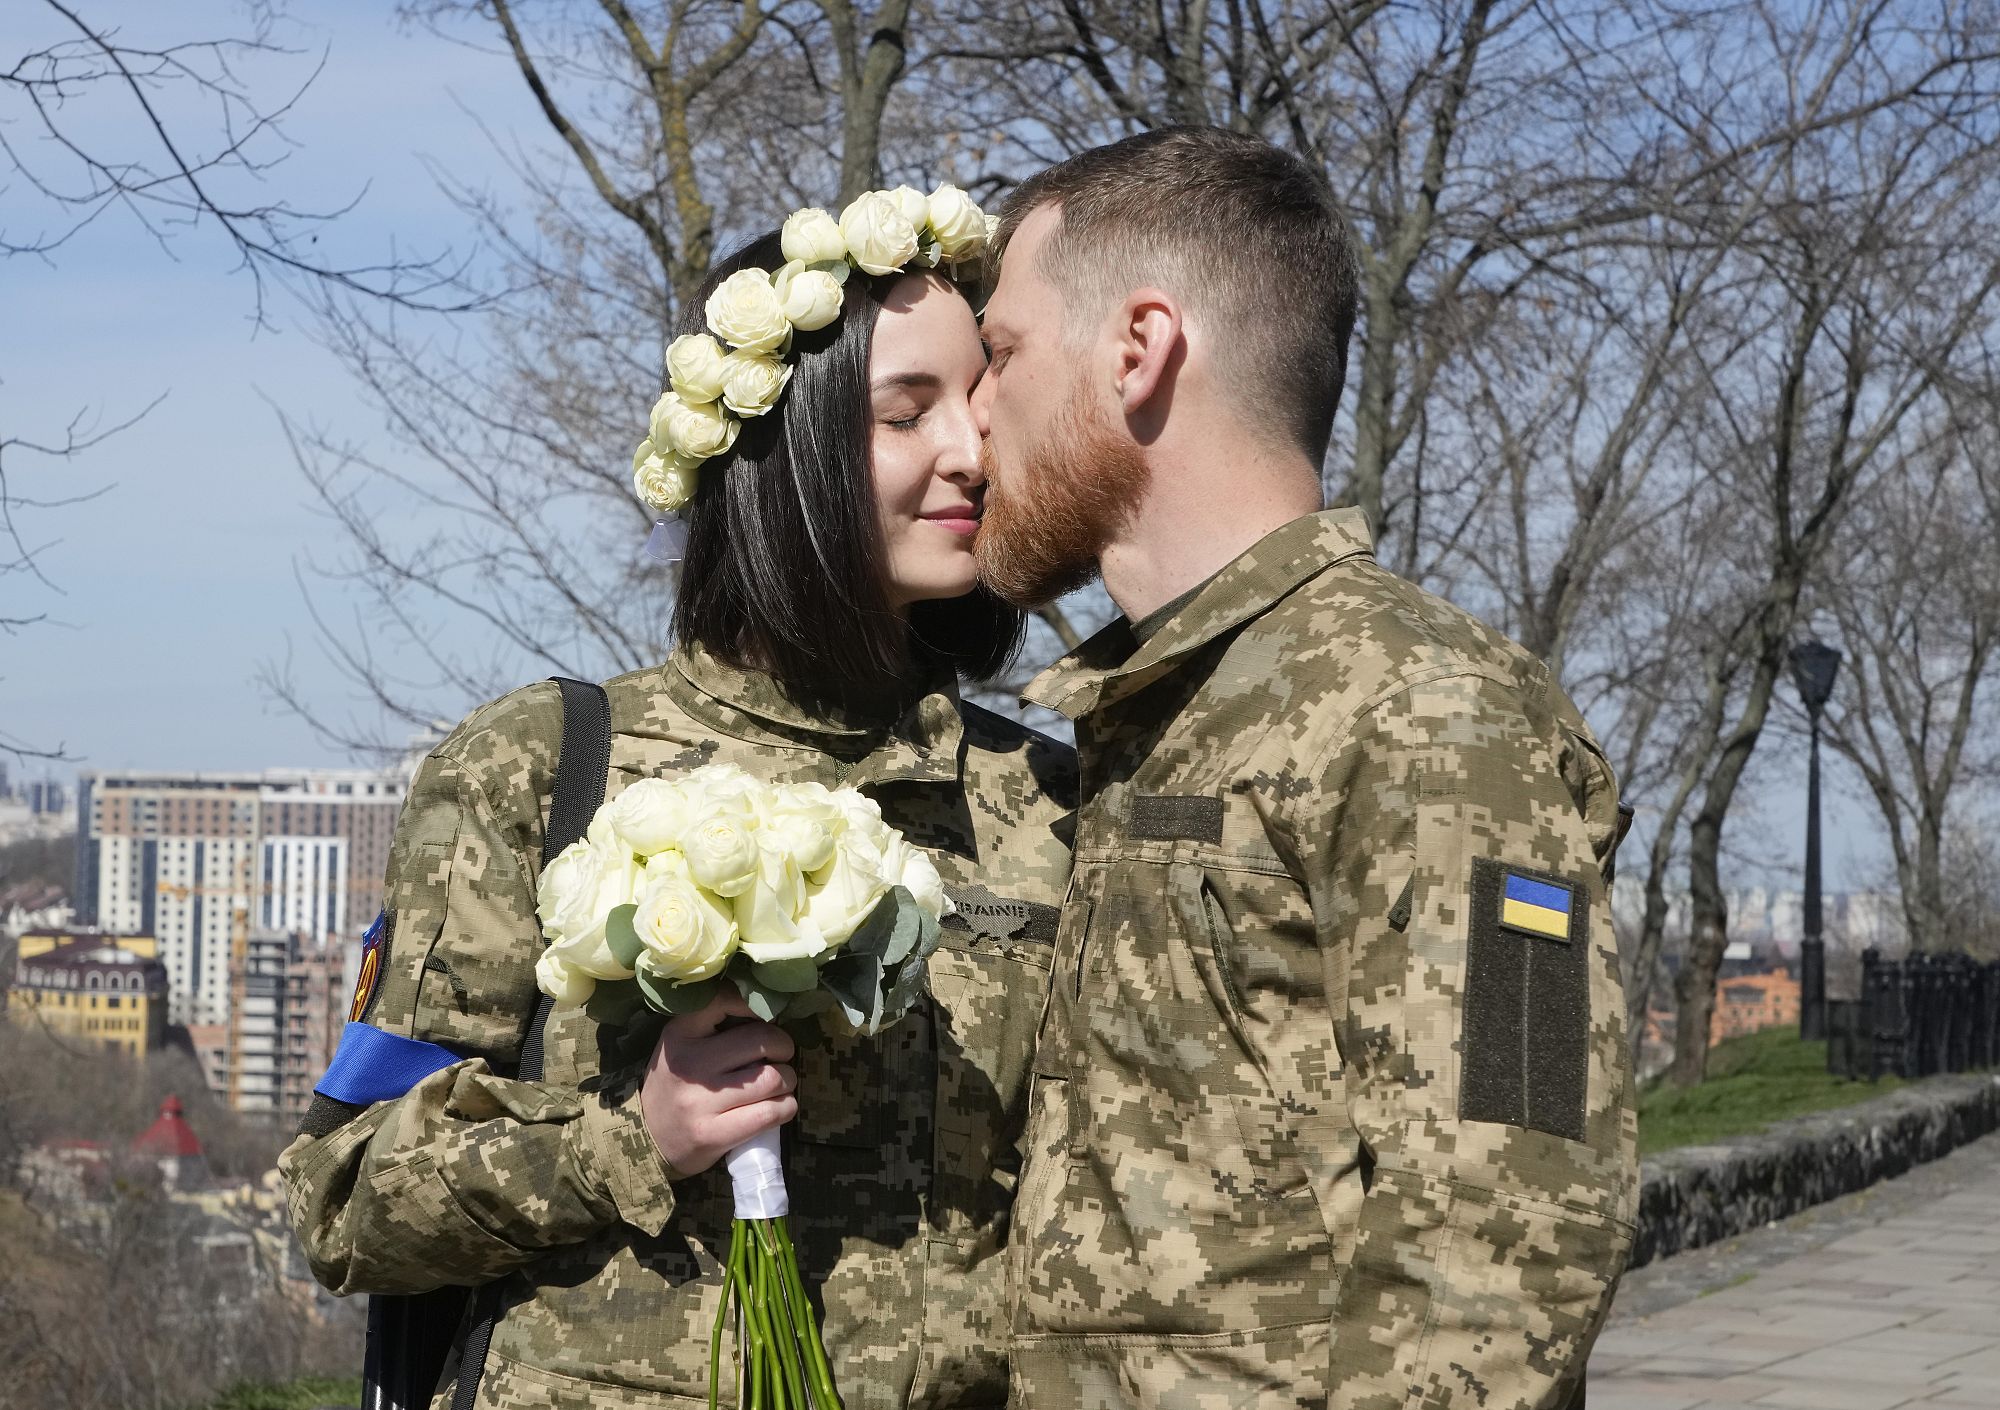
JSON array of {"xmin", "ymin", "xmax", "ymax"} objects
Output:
[{"xmin": 130, "ymin": 1094, "xmax": 208, "ymax": 1188}]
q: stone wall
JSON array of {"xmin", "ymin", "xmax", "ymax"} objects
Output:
[{"xmin": 1631, "ymin": 1072, "xmax": 2000, "ymax": 1268}]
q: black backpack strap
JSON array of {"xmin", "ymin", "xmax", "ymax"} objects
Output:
[
  {"xmin": 520, "ymin": 676, "xmax": 613, "ymax": 1085},
  {"xmin": 449, "ymin": 676, "xmax": 611, "ymax": 1410}
]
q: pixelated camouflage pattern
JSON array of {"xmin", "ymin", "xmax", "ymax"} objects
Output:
[
  {"xmin": 1010, "ymin": 508, "xmax": 1637, "ymax": 1410},
  {"xmin": 278, "ymin": 645, "xmax": 1076, "ymax": 1409}
]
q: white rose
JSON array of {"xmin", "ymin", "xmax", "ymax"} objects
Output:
[
  {"xmin": 704, "ymin": 268, "xmax": 791, "ymax": 354},
  {"xmin": 773, "ymin": 260, "xmax": 844, "ymax": 332},
  {"xmin": 927, "ymin": 184, "xmax": 988, "ymax": 262},
  {"xmin": 650, "ymin": 389, "xmax": 739, "ymax": 461},
  {"xmin": 536, "ymin": 832, "xmax": 644, "ymax": 978},
  {"xmin": 781, "ymin": 207, "xmax": 847, "ymax": 264},
  {"xmin": 667, "ymin": 333, "xmax": 728, "ymax": 404},
  {"xmin": 802, "ymin": 829, "xmax": 894, "ymax": 951},
  {"xmin": 735, "ymin": 848, "xmax": 823, "ymax": 964},
  {"xmin": 605, "ymin": 776, "xmax": 697, "ymax": 856},
  {"xmin": 887, "ymin": 185, "xmax": 930, "ymax": 230},
  {"xmin": 824, "ymin": 787, "xmax": 892, "ymax": 853},
  {"xmin": 720, "ymin": 349, "xmax": 794, "ymax": 419},
  {"xmin": 761, "ymin": 781, "xmax": 841, "ymax": 875},
  {"xmin": 631, "ymin": 862, "xmax": 738, "ymax": 983},
  {"xmin": 839, "ymin": 191, "xmax": 920, "ymax": 276},
  {"xmin": 687, "ymin": 762, "xmax": 764, "ymax": 806},
  {"xmin": 535, "ymin": 948, "xmax": 597, "ymax": 1008},
  {"xmin": 682, "ymin": 804, "xmax": 761, "ymax": 897},
  {"xmin": 881, "ymin": 832, "xmax": 948, "ymax": 920},
  {"xmin": 633, "ymin": 443, "xmax": 699, "ymax": 513}
]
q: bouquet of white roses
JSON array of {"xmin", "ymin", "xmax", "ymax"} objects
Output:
[{"xmin": 534, "ymin": 762, "xmax": 950, "ymax": 1410}]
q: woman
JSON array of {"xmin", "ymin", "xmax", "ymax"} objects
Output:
[{"xmin": 280, "ymin": 202, "xmax": 1076, "ymax": 1409}]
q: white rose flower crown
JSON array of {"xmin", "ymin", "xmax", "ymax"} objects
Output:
[{"xmin": 635, "ymin": 183, "xmax": 996, "ymax": 556}]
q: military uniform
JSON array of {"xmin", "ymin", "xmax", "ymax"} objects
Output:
[
  {"xmin": 1010, "ymin": 509, "xmax": 1637, "ymax": 1409},
  {"xmin": 279, "ymin": 647, "xmax": 1076, "ymax": 1409}
]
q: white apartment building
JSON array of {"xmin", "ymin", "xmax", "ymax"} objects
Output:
[{"xmin": 74, "ymin": 769, "xmax": 404, "ymax": 1027}]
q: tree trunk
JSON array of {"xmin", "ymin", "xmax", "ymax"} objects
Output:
[{"xmin": 1671, "ymin": 635, "xmax": 1784, "ymax": 1086}]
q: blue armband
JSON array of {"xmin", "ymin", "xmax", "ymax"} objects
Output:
[{"xmin": 315, "ymin": 1022, "xmax": 464, "ymax": 1106}]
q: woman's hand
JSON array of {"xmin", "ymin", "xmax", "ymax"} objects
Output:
[{"xmin": 639, "ymin": 989, "xmax": 799, "ymax": 1176}]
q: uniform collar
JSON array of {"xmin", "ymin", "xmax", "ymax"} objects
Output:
[
  {"xmin": 663, "ymin": 643, "xmax": 965, "ymax": 788},
  {"xmin": 1023, "ymin": 508, "xmax": 1375, "ymax": 720}
]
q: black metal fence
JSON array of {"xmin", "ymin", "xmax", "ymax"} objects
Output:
[{"xmin": 1827, "ymin": 949, "xmax": 2000, "ymax": 1081}]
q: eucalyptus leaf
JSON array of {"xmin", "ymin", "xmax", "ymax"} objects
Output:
[
  {"xmin": 842, "ymin": 892, "xmax": 899, "ymax": 960},
  {"xmin": 637, "ymin": 968, "xmax": 720, "ymax": 1016},
  {"xmin": 878, "ymin": 954, "xmax": 932, "ymax": 1032},
  {"xmin": 914, "ymin": 903, "xmax": 942, "ymax": 960},
  {"xmin": 819, "ymin": 951, "xmax": 884, "ymax": 1031},
  {"xmin": 878, "ymin": 887, "xmax": 922, "ymax": 967},
  {"xmin": 733, "ymin": 973, "xmax": 791, "ymax": 1022},
  {"xmin": 752, "ymin": 955, "xmax": 821, "ymax": 993},
  {"xmin": 604, "ymin": 904, "xmax": 645, "ymax": 971},
  {"xmin": 784, "ymin": 989, "xmax": 836, "ymax": 1026},
  {"xmin": 808, "ymin": 259, "xmax": 851, "ymax": 284},
  {"xmin": 584, "ymin": 976, "xmax": 647, "ymax": 1029}
]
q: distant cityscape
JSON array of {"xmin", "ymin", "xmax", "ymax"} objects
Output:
[
  {"xmin": 3, "ymin": 749, "xmax": 1920, "ymax": 1122},
  {"xmin": 4, "ymin": 757, "xmax": 413, "ymax": 1127}
]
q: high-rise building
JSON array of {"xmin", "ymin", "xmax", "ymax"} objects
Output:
[
  {"xmin": 217, "ymin": 929, "xmax": 347, "ymax": 1123},
  {"xmin": 73, "ymin": 768, "xmax": 405, "ymax": 1026},
  {"xmin": 26, "ymin": 778, "xmax": 66, "ymax": 816}
]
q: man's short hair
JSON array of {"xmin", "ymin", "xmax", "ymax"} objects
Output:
[{"xmin": 994, "ymin": 126, "xmax": 1360, "ymax": 461}]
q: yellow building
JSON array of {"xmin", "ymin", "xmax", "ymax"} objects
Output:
[{"xmin": 8, "ymin": 930, "xmax": 168, "ymax": 1057}]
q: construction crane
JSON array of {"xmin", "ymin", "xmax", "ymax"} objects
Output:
[{"xmin": 153, "ymin": 856, "xmax": 267, "ymax": 1110}]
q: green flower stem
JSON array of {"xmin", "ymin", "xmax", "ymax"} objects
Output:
[
  {"xmin": 756, "ymin": 1229, "xmax": 789, "ymax": 1408},
  {"xmin": 727, "ymin": 1221, "xmax": 771, "ymax": 1408},
  {"xmin": 710, "ymin": 1226, "xmax": 738, "ymax": 1410},
  {"xmin": 753, "ymin": 1230, "xmax": 773, "ymax": 1403},
  {"xmin": 711, "ymin": 1215, "xmax": 844, "ymax": 1409},
  {"xmin": 774, "ymin": 1219, "xmax": 842, "ymax": 1410},
  {"xmin": 759, "ymin": 1221, "xmax": 810, "ymax": 1409}
]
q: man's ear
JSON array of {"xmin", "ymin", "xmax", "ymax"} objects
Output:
[{"xmin": 1112, "ymin": 287, "xmax": 1182, "ymax": 417}]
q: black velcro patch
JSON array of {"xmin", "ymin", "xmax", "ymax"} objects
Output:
[
  {"xmin": 1460, "ymin": 857, "xmax": 1589, "ymax": 1142},
  {"xmin": 943, "ymin": 884, "xmax": 1061, "ymax": 945},
  {"xmin": 1128, "ymin": 794, "xmax": 1224, "ymax": 843}
]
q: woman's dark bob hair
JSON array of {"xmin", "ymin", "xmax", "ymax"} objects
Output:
[{"xmin": 669, "ymin": 231, "xmax": 1024, "ymax": 698}]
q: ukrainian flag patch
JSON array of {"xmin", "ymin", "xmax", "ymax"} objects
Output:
[{"xmin": 1500, "ymin": 872, "xmax": 1575, "ymax": 941}]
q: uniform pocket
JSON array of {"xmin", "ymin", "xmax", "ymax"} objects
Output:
[
  {"xmin": 1031, "ymin": 860, "xmax": 1330, "ymax": 1334},
  {"xmin": 1010, "ymin": 1318, "xmax": 1330, "ymax": 1410},
  {"xmin": 926, "ymin": 931, "xmax": 1051, "ymax": 1240},
  {"xmin": 476, "ymin": 1347, "xmax": 712, "ymax": 1409}
]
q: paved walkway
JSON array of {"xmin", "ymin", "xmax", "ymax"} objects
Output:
[{"xmin": 1591, "ymin": 1129, "xmax": 2000, "ymax": 1409}]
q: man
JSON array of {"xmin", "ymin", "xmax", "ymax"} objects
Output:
[{"xmin": 972, "ymin": 127, "xmax": 1636, "ymax": 1410}]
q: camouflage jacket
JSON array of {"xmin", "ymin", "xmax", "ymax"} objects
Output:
[
  {"xmin": 278, "ymin": 647, "xmax": 1076, "ymax": 1409},
  {"xmin": 1010, "ymin": 510, "xmax": 1637, "ymax": 1410}
]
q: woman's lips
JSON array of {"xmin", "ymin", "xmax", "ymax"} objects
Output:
[{"xmin": 922, "ymin": 512, "xmax": 981, "ymax": 537}]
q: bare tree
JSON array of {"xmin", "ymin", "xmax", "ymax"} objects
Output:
[
  {"xmin": 1818, "ymin": 411, "xmax": 2000, "ymax": 954},
  {"xmin": 1, "ymin": 1, "xmax": 470, "ymax": 761},
  {"xmin": 282, "ymin": 2, "xmax": 2000, "ymax": 1105},
  {"xmin": 1664, "ymin": 7, "xmax": 2000, "ymax": 1083},
  {"xmin": 271, "ymin": 0, "xmax": 990, "ymax": 750}
]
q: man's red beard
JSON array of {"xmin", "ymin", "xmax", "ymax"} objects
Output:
[{"xmin": 975, "ymin": 380, "xmax": 1151, "ymax": 609}]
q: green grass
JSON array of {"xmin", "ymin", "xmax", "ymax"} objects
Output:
[
  {"xmin": 203, "ymin": 1378, "xmax": 361, "ymax": 1410},
  {"xmin": 1637, "ymin": 1026, "xmax": 1906, "ymax": 1156}
]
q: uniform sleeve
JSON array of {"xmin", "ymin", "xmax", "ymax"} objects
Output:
[
  {"xmin": 278, "ymin": 739, "xmax": 677, "ymax": 1297},
  {"xmin": 1299, "ymin": 671, "xmax": 1637, "ymax": 1410}
]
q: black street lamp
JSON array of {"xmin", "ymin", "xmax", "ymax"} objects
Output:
[{"xmin": 1790, "ymin": 638, "xmax": 1842, "ymax": 1040}]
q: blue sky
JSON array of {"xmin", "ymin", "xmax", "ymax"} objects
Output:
[
  {"xmin": 5, "ymin": 1, "xmax": 529, "ymax": 774},
  {"xmin": 0, "ymin": 1, "xmax": 1899, "ymax": 895}
]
